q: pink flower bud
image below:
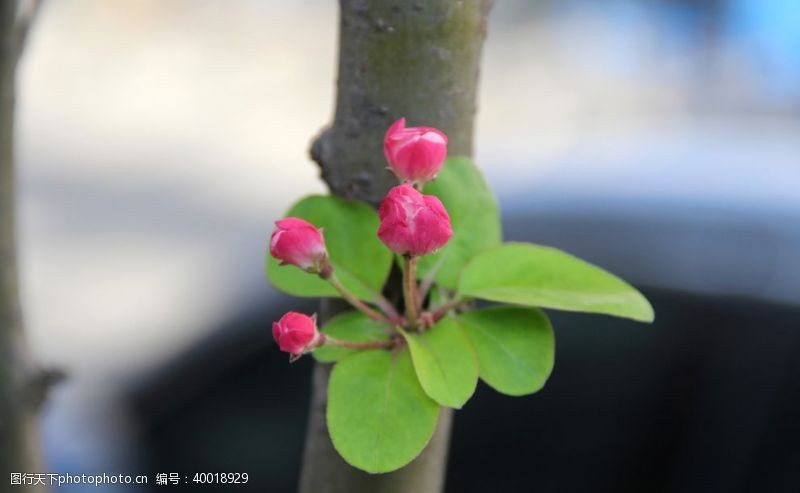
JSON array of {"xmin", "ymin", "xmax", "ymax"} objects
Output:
[
  {"xmin": 377, "ymin": 184, "xmax": 453, "ymax": 256},
  {"xmin": 272, "ymin": 311, "xmax": 322, "ymax": 355},
  {"xmin": 384, "ymin": 118, "xmax": 448, "ymax": 184},
  {"xmin": 269, "ymin": 217, "xmax": 329, "ymax": 274}
]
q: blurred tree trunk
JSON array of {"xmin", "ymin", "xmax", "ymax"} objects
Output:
[
  {"xmin": 300, "ymin": 1, "xmax": 492, "ymax": 492},
  {"xmin": 0, "ymin": 1, "xmax": 46, "ymax": 488}
]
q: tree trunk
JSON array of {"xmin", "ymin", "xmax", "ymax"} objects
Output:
[
  {"xmin": 311, "ymin": 0, "xmax": 492, "ymax": 207},
  {"xmin": 0, "ymin": 1, "xmax": 46, "ymax": 488},
  {"xmin": 300, "ymin": 1, "xmax": 491, "ymax": 491}
]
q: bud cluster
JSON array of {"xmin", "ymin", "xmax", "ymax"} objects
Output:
[{"xmin": 268, "ymin": 118, "xmax": 453, "ymax": 358}]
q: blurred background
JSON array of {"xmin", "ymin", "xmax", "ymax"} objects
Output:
[{"xmin": 15, "ymin": 0, "xmax": 799, "ymax": 491}]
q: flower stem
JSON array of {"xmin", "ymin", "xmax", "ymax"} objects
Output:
[
  {"xmin": 416, "ymin": 256, "xmax": 444, "ymax": 306},
  {"xmin": 415, "ymin": 251, "xmax": 449, "ymax": 307},
  {"xmin": 403, "ymin": 255, "xmax": 420, "ymax": 329},
  {"xmin": 325, "ymin": 272, "xmax": 392, "ymax": 324},
  {"xmin": 374, "ymin": 295, "xmax": 403, "ymax": 325},
  {"xmin": 429, "ymin": 297, "xmax": 465, "ymax": 323},
  {"xmin": 324, "ymin": 335, "xmax": 401, "ymax": 350}
]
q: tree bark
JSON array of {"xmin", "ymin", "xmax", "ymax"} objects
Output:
[
  {"xmin": 0, "ymin": 1, "xmax": 46, "ymax": 488},
  {"xmin": 311, "ymin": 0, "xmax": 492, "ymax": 206},
  {"xmin": 300, "ymin": 1, "xmax": 491, "ymax": 492}
]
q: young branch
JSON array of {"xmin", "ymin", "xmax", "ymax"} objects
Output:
[
  {"xmin": 417, "ymin": 256, "xmax": 445, "ymax": 307},
  {"xmin": 373, "ymin": 294, "xmax": 403, "ymax": 325},
  {"xmin": 324, "ymin": 335, "xmax": 401, "ymax": 351},
  {"xmin": 428, "ymin": 298, "xmax": 467, "ymax": 323},
  {"xmin": 325, "ymin": 272, "xmax": 393, "ymax": 324}
]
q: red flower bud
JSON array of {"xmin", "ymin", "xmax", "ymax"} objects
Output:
[
  {"xmin": 269, "ymin": 217, "xmax": 329, "ymax": 273},
  {"xmin": 384, "ymin": 118, "xmax": 448, "ymax": 184},
  {"xmin": 377, "ymin": 184, "xmax": 453, "ymax": 257},
  {"xmin": 272, "ymin": 311, "xmax": 322, "ymax": 355}
]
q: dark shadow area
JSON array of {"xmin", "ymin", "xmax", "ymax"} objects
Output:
[{"xmin": 127, "ymin": 287, "xmax": 800, "ymax": 493}]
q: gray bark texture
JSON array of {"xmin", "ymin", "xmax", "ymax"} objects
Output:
[
  {"xmin": 311, "ymin": 0, "xmax": 492, "ymax": 206},
  {"xmin": 300, "ymin": 1, "xmax": 492, "ymax": 492},
  {"xmin": 0, "ymin": 1, "xmax": 47, "ymax": 489}
]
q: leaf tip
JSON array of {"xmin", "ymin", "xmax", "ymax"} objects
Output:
[{"xmin": 631, "ymin": 293, "xmax": 655, "ymax": 323}]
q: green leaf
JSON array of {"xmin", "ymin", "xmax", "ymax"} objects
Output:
[
  {"xmin": 314, "ymin": 312, "xmax": 392, "ymax": 363},
  {"xmin": 265, "ymin": 195, "xmax": 391, "ymax": 301},
  {"xmin": 399, "ymin": 318, "xmax": 478, "ymax": 409},
  {"xmin": 457, "ymin": 306, "xmax": 554, "ymax": 396},
  {"xmin": 327, "ymin": 349, "xmax": 439, "ymax": 473},
  {"xmin": 418, "ymin": 157, "xmax": 502, "ymax": 289},
  {"xmin": 458, "ymin": 243, "xmax": 654, "ymax": 322}
]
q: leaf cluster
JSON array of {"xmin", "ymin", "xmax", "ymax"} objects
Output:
[{"xmin": 266, "ymin": 158, "xmax": 652, "ymax": 472}]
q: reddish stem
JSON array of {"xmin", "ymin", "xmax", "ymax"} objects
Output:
[
  {"xmin": 324, "ymin": 272, "xmax": 392, "ymax": 324},
  {"xmin": 428, "ymin": 298, "xmax": 465, "ymax": 323},
  {"xmin": 324, "ymin": 335, "xmax": 402, "ymax": 350},
  {"xmin": 403, "ymin": 255, "xmax": 420, "ymax": 329}
]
